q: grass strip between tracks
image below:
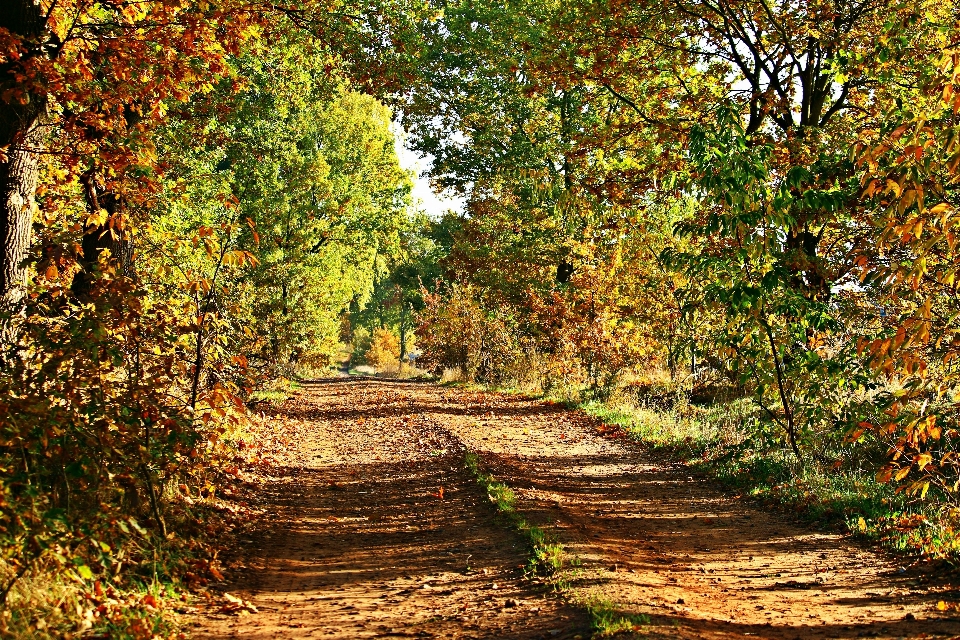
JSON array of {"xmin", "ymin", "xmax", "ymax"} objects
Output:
[{"xmin": 462, "ymin": 449, "xmax": 649, "ymax": 636}]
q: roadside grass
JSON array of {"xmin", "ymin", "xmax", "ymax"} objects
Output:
[
  {"xmin": 1, "ymin": 537, "xmax": 192, "ymax": 640},
  {"xmin": 0, "ymin": 423, "xmax": 270, "ymax": 640},
  {"xmin": 249, "ymin": 377, "xmax": 301, "ymax": 405},
  {"xmin": 462, "ymin": 452, "xmax": 554, "ymax": 571},
  {"xmin": 248, "ymin": 389, "xmax": 291, "ymax": 404},
  {"xmin": 707, "ymin": 449, "xmax": 960, "ymax": 559},
  {"xmin": 463, "ymin": 451, "xmax": 565, "ymax": 578}
]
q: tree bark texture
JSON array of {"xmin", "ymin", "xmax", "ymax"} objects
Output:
[
  {"xmin": 0, "ymin": 1, "xmax": 48, "ymax": 321},
  {"xmin": 0, "ymin": 134, "xmax": 39, "ymax": 314}
]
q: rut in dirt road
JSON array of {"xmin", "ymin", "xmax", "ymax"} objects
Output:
[
  {"xmin": 192, "ymin": 379, "xmax": 590, "ymax": 640},
  {"xmin": 193, "ymin": 379, "xmax": 960, "ymax": 640}
]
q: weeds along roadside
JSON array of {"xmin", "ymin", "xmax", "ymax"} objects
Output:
[
  {"xmin": 0, "ymin": 379, "xmax": 303, "ymax": 640},
  {"xmin": 462, "ymin": 449, "xmax": 649, "ymax": 636},
  {"xmin": 0, "ymin": 475, "xmax": 248, "ymax": 640},
  {"xmin": 462, "ymin": 451, "xmax": 564, "ymax": 577}
]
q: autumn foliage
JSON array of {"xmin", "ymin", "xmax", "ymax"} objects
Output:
[
  {"xmin": 364, "ymin": 328, "xmax": 402, "ymax": 369},
  {"xmin": 5, "ymin": 0, "xmax": 960, "ymax": 634},
  {"xmin": 0, "ymin": 0, "xmax": 425, "ymax": 635},
  {"xmin": 400, "ymin": 0, "xmax": 960, "ymax": 553}
]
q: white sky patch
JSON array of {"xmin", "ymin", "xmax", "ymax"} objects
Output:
[{"xmin": 392, "ymin": 124, "xmax": 465, "ymax": 219}]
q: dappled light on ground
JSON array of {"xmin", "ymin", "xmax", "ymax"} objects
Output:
[
  {"xmin": 192, "ymin": 380, "xmax": 960, "ymax": 639},
  {"xmin": 191, "ymin": 380, "xmax": 588, "ymax": 639}
]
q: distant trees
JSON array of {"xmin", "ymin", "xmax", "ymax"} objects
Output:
[{"xmin": 151, "ymin": 40, "xmax": 412, "ymax": 377}]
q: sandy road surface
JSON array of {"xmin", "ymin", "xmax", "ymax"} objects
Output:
[{"xmin": 192, "ymin": 379, "xmax": 960, "ymax": 639}]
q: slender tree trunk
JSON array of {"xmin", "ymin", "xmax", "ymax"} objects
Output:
[
  {"xmin": 761, "ymin": 318, "xmax": 802, "ymax": 463},
  {"xmin": 690, "ymin": 339, "xmax": 696, "ymax": 378},
  {"xmin": 666, "ymin": 335, "xmax": 676, "ymax": 382},
  {"xmin": 399, "ymin": 301, "xmax": 408, "ymax": 362},
  {"xmin": 72, "ymin": 170, "xmax": 134, "ymax": 298}
]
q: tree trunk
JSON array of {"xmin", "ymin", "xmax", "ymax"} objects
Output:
[
  {"xmin": 71, "ymin": 170, "xmax": 134, "ymax": 299},
  {"xmin": 399, "ymin": 301, "xmax": 408, "ymax": 362},
  {"xmin": 690, "ymin": 339, "xmax": 696, "ymax": 378},
  {"xmin": 0, "ymin": 136, "xmax": 39, "ymax": 315},
  {"xmin": 0, "ymin": 1, "xmax": 49, "ymax": 336}
]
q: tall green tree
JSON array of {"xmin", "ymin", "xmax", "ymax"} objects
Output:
[{"xmin": 150, "ymin": 37, "xmax": 412, "ymax": 379}]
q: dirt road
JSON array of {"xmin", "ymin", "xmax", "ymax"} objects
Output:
[{"xmin": 191, "ymin": 379, "xmax": 960, "ymax": 639}]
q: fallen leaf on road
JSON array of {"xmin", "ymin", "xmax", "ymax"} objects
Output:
[{"xmin": 219, "ymin": 592, "xmax": 259, "ymax": 615}]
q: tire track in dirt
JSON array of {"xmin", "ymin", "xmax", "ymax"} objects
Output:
[
  {"xmin": 192, "ymin": 378, "xmax": 960, "ymax": 639},
  {"xmin": 190, "ymin": 379, "xmax": 590, "ymax": 639},
  {"xmin": 433, "ymin": 385, "xmax": 960, "ymax": 639}
]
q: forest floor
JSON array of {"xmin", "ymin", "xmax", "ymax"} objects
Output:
[{"xmin": 190, "ymin": 378, "xmax": 960, "ymax": 639}]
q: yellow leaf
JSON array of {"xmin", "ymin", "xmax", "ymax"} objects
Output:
[
  {"xmin": 86, "ymin": 208, "xmax": 109, "ymax": 227},
  {"xmin": 901, "ymin": 189, "xmax": 918, "ymax": 213},
  {"xmin": 929, "ymin": 202, "xmax": 951, "ymax": 216}
]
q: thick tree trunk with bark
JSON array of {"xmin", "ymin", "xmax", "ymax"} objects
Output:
[
  {"xmin": 0, "ymin": 1, "xmax": 48, "ymax": 333},
  {"xmin": 0, "ymin": 135, "xmax": 39, "ymax": 314}
]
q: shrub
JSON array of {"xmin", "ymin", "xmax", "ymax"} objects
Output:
[
  {"xmin": 364, "ymin": 328, "xmax": 401, "ymax": 369},
  {"xmin": 416, "ymin": 284, "xmax": 527, "ymax": 384}
]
